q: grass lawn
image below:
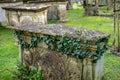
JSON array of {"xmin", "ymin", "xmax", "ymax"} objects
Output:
[
  {"xmin": 0, "ymin": 27, "xmax": 19, "ymax": 79},
  {"xmin": 0, "ymin": 5, "xmax": 120, "ymax": 80},
  {"xmin": 65, "ymin": 6, "xmax": 120, "ymax": 80}
]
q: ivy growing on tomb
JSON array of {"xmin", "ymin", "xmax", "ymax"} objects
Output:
[{"xmin": 14, "ymin": 31, "xmax": 109, "ymax": 62}]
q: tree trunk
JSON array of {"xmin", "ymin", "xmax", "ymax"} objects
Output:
[
  {"xmin": 113, "ymin": 0, "xmax": 120, "ymax": 52},
  {"xmin": 113, "ymin": 0, "xmax": 117, "ymax": 48},
  {"xmin": 84, "ymin": 0, "xmax": 93, "ymax": 16},
  {"xmin": 116, "ymin": 3, "xmax": 120, "ymax": 52},
  {"xmin": 106, "ymin": 0, "xmax": 112, "ymax": 10},
  {"xmin": 93, "ymin": 0, "xmax": 99, "ymax": 15},
  {"xmin": 95, "ymin": 0, "xmax": 99, "ymax": 7},
  {"xmin": 0, "ymin": 22, "xmax": 1, "ymax": 27},
  {"xmin": 67, "ymin": 0, "xmax": 73, "ymax": 10},
  {"xmin": 83, "ymin": 0, "xmax": 87, "ymax": 8}
]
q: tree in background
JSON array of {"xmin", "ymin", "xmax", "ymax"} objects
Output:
[
  {"xmin": 67, "ymin": 0, "xmax": 73, "ymax": 10},
  {"xmin": 0, "ymin": 22, "xmax": 1, "ymax": 27},
  {"xmin": 106, "ymin": 0, "xmax": 113, "ymax": 10},
  {"xmin": 84, "ymin": 0, "xmax": 93, "ymax": 16},
  {"xmin": 113, "ymin": 0, "xmax": 120, "ymax": 53},
  {"xmin": 83, "ymin": 0, "xmax": 99, "ymax": 16},
  {"xmin": 93, "ymin": 0, "xmax": 99, "ymax": 15},
  {"xmin": 21, "ymin": 0, "xmax": 28, "ymax": 2}
]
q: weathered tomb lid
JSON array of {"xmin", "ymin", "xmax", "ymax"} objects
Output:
[
  {"xmin": 28, "ymin": 1, "xmax": 68, "ymax": 4},
  {"xmin": 26, "ymin": 0, "xmax": 66, "ymax": 3},
  {"xmin": 0, "ymin": 0, "xmax": 21, "ymax": 3},
  {"xmin": 7, "ymin": 23, "xmax": 110, "ymax": 42},
  {"xmin": 2, "ymin": 4, "xmax": 50, "ymax": 12}
]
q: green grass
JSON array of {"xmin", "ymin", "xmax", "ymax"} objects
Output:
[
  {"xmin": 65, "ymin": 6, "xmax": 120, "ymax": 80},
  {"xmin": 0, "ymin": 27, "xmax": 19, "ymax": 80},
  {"xmin": 65, "ymin": 8, "xmax": 114, "ymax": 45},
  {"xmin": 0, "ymin": 5, "xmax": 120, "ymax": 80},
  {"xmin": 104, "ymin": 52, "xmax": 120, "ymax": 80},
  {"xmin": 99, "ymin": 7, "xmax": 113, "ymax": 14}
]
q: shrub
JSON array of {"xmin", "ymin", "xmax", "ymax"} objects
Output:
[{"xmin": 12, "ymin": 62, "xmax": 43, "ymax": 80}]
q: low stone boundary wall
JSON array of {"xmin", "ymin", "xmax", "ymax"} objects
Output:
[{"xmin": 7, "ymin": 23, "xmax": 110, "ymax": 80}]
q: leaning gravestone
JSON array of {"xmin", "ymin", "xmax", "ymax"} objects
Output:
[{"xmin": 7, "ymin": 23, "xmax": 110, "ymax": 80}]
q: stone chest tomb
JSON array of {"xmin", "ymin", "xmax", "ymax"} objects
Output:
[
  {"xmin": 0, "ymin": 0, "xmax": 22, "ymax": 23},
  {"xmin": 7, "ymin": 23, "xmax": 110, "ymax": 80},
  {"xmin": 2, "ymin": 4, "xmax": 50, "ymax": 26},
  {"xmin": 27, "ymin": 0, "xmax": 67, "ymax": 22}
]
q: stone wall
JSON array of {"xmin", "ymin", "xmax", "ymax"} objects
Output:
[{"xmin": 7, "ymin": 24, "xmax": 110, "ymax": 80}]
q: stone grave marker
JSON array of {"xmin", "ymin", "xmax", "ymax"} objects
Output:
[
  {"xmin": 2, "ymin": 4, "xmax": 50, "ymax": 26},
  {"xmin": 7, "ymin": 23, "xmax": 110, "ymax": 80},
  {"xmin": 0, "ymin": 0, "xmax": 22, "ymax": 23}
]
